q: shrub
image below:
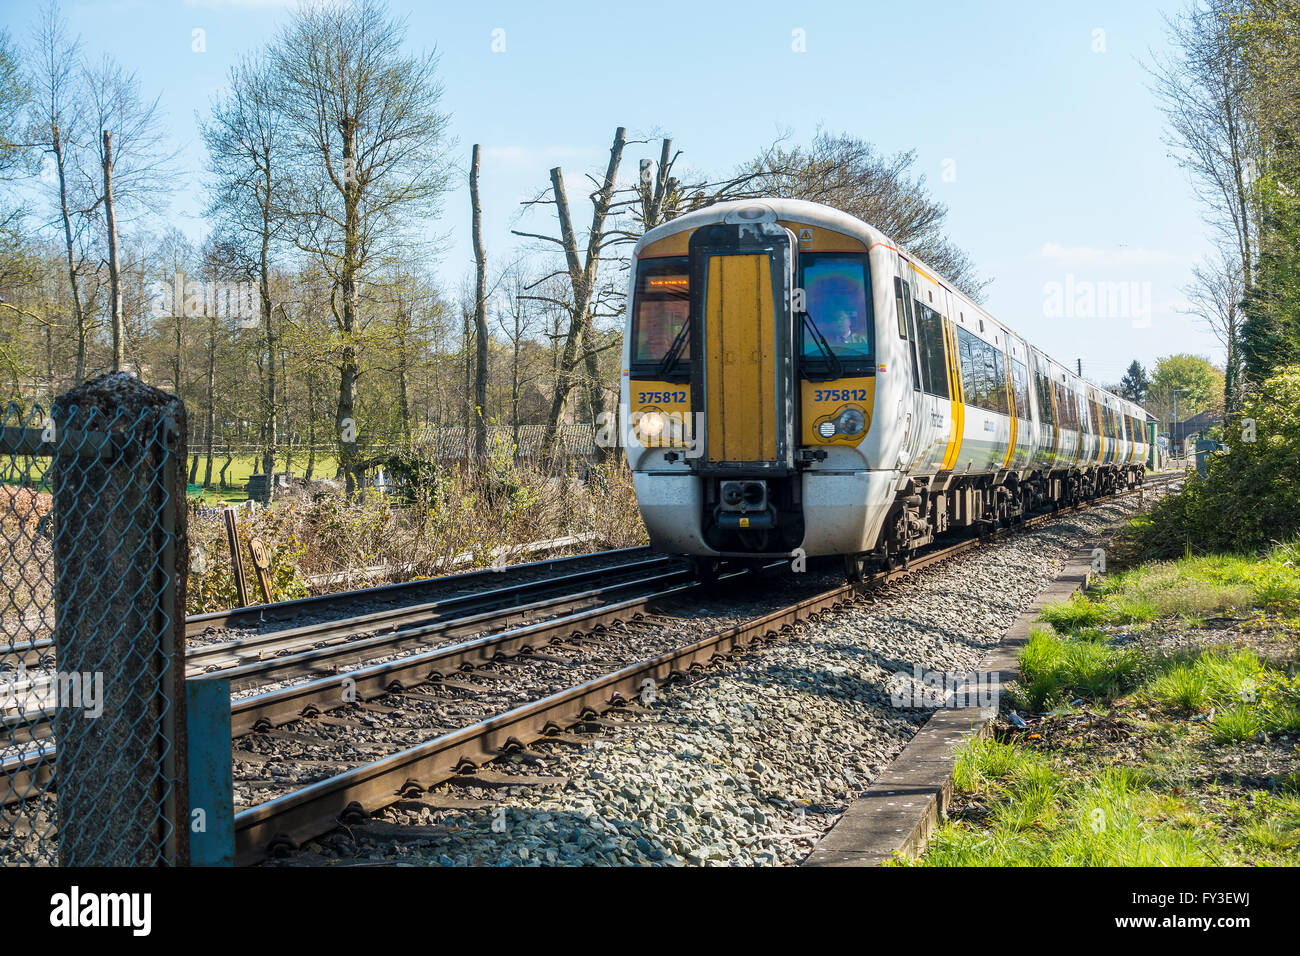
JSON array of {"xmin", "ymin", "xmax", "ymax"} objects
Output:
[
  {"xmin": 184, "ymin": 456, "xmax": 647, "ymax": 614},
  {"xmin": 1128, "ymin": 365, "xmax": 1300, "ymax": 557}
]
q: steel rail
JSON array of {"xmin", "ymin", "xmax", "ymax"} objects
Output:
[
  {"xmin": 209, "ymin": 563, "xmax": 694, "ymax": 695},
  {"xmin": 2, "ymin": 562, "xmax": 692, "ymax": 763},
  {"xmin": 184, "ymin": 555, "xmax": 677, "ymax": 678},
  {"xmin": 186, "ymin": 545, "xmax": 654, "ymax": 635},
  {"xmin": 233, "ymin": 477, "xmax": 1182, "ymax": 863},
  {"xmin": 223, "ymin": 579, "xmax": 702, "ymax": 736},
  {"xmin": 0, "ymin": 545, "xmax": 655, "ymax": 662},
  {"xmin": 3, "ymin": 477, "xmax": 1182, "ymax": 815}
]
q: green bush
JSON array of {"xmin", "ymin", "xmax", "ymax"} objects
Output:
[{"xmin": 1129, "ymin": 365, "xmax": 1300, "ymax": 557}]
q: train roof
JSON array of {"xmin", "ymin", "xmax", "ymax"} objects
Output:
[{"xmin": 634, "ymin": 198, "xmax": 1150, "ymax": 423}]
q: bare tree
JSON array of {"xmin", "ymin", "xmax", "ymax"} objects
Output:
[
  {"xmin": 1184, "ymin": 244, "xmax": 1246, "ymax": 412},
  {"xmin": 201, "ymin": 52, "xmax": 288, "ymax": 488},
  {"xmin": 1148, "ymin": 2, "xmax": 1257, "ymax": 298},
  {"xmin": 513, "ymin": 126, "xmax": 628, "ymax": 455},
  {"xmin": 0, "ymin": 27, "xmax": 31, "ymax": 178},
  {"xmin": 496, "ymin": 264, "xmax": 539, "ymax": 444},
  {"xmin": 271, "ymin": 0, "xmax": 452, "ymax": 493},
  {"xmin": 470, "ymin": 143, "xmax": 488, "ymax": 459},
  {"xmin": 741, "ymin": 130, "xmax": 988, "ymax": 299},
  {"xmin": 26, "ymin": 3, "xmax": 94, "ymax": 380},
  {"xmin": 79, "ymin": 53, "xmax": 176, "ymax": 371}
]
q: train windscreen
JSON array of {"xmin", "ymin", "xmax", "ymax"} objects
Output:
[
  {"xmin": 631, "ymin": 257, "xmax": 690, "ymax": 368},
  {"xmin": 799, "ymin": 254, "xmax": 873, "ymax": 369}
]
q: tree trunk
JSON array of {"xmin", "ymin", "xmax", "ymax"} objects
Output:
[
  {"xmin": 471, "ymin": 144, "xmax": 489, "ymax": 460},
  {"xmin": 336, "ymin": 117, "xmax": 361, "ymax": 496},
  {"xmin": 53, "ymin": 126, "xmax": 87, "ymax": 383},
  {"xmin": 335, "ymin": 352, "xmax": 358, "ymax": 495},
  {"xmin": 462, "ymin": 305, "xmax": 472, "ymax": 466},
  {"xmin": 540, "ymin": 127, "xmax": 627, "ymax": 456},
  {"xmin": 397, "ymin": 359, "xmax": 412, "ymax": 450},
  {"xmin": 102, "ymin": 130, "xmax": 125, "ymax": 372},
  {"xmin": 260, "ymin": 225, "xmax": 276, "ymax": 499},
  {"xmin": 203, "ymin": 309, "xmax": 216, "ymax": 487},
  {"xmin": 305, "ymin": 367, "xmax": 317, "ymax": 480},
  {"xmin": 511, "ymin": 307, "xmax": 521, "ymax": 447}
]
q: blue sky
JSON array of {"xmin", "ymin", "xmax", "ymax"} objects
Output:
[{"xmin": 4, "ymin": 0, "xmax": 1220, "ymax": 383}]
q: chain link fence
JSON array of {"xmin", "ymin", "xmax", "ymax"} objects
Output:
[{"xmin": 2, "ymin": 373, "xmax": 189, "ymax": 865}]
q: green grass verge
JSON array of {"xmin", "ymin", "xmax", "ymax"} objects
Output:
[
  {"xmin": 914, "ymin": 734, "xmax": 1299, "ymax": 866},
  {"xmin": 905, "ymin": 541, "xmax": 1300, "ymax": 867}
]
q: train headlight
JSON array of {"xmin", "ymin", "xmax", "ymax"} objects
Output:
[
  {"xmin": 835, "ymin": 407, "xmax": 866, "ymax": 436},
  {"xmin": 639, "ymin": 410, "xmax": 666, "ymax": 440},
  {"xmin": 817, "ymin": 420, "xmax": 836, "ymax": 439}
]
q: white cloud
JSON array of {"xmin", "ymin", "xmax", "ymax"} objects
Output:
[{"xmin": 1034, "ymin": 242, "xmax": 1177, "ymax": 267}]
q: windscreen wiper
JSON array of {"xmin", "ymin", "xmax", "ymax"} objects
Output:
[
  {"xmin": 801, "ymin": 311, "xmax": 844, "ymax": 381},
  {"xmin": 657, "ymin": 322, "xmax": 690, "ymax": 379}
]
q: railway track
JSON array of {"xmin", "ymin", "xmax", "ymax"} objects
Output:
[
  {"xmin": 1, "ymin": 475, "xmax": 1182, "ymax": 862},
  {"xmin": 232, "ymin": 475, "xmax": 1182, "ymax": 864},
  {"xmin": 3, "ymin": 545, "xmax": 658, "ymax": 666},
  {"xmin": 3, "ymin": 547, "xmax": 684, "ymax": 781}
]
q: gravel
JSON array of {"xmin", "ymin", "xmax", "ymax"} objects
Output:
[{"xmin": 265, "ymin": 494, "xmax": 1155, "ymax": 867}]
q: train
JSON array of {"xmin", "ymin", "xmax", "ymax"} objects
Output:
[{"xmin": 621, "ymin": 199, "xmax": 1150, "ymax": 580}]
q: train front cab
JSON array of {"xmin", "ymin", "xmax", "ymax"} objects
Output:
[{"xmin": 626, "ymin": 206, "xmax": 894, "ymax": 563}]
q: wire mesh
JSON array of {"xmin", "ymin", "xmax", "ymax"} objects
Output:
[{"xmin": 1, "ymin": 399, "xmax": 181, "ymax": 865}]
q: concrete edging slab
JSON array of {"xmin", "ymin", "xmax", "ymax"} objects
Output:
[{"xmin": 802, "ymin": 543, "xmax": 1099, "ymax": 867}]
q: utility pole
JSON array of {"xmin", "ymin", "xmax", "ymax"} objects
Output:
[{"xmin": 1172, "ymin": 387, "xmax": 1188, "ymax": 464}]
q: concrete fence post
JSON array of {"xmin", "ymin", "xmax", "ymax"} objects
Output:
[{"xmin": 52, "ymin": 372, "xmax": 189, "ymax": 865}]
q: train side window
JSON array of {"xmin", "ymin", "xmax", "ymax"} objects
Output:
[
  {"xmin": 992, "ymin": 349, "xmax": 1009, "ymax": 415},
  {"xmin": 913, "ymin": 300, "xmax": 950, "ymax": 400},
  {"xmin": 893, "ymin": 277, "xmax": 908, "ymax": 339},
  {"xmin": 955, "ymin": 327, "xmax": 979, "ymax": 406},
  {"xmin": 894, "ymin": 277, "xmax": 922, "ymax": 391},
  {"xmin": 1011, "ymin": 359, "xmax": 1030, "ymax": 419},
  {"xmin": 1034, "ymin": 370, "xmax": 1054, "ymax": 424}
]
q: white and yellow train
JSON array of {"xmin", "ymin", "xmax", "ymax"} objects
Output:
[{"xmin": 621, "ymin": 199, "xmax": 1149, "ymax": 579}]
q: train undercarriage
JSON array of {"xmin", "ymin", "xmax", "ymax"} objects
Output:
[{"xmin": 840, "ymin": 463, "xmax": 1147, "ymax": 581}]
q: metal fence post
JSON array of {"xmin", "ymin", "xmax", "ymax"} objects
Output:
[
  {"xmin": 51, "ymin": 372, "xmax": 190, "ymax": 865},
  {"xmin": 186, "ymin": 677, "xmax": 233, "ymax": 866}
]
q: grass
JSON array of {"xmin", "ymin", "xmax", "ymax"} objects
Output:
[
  {"xmin": 1015, "ymin": 625, "xmax": 1141, "ymax": 711},
  {"xmin": 1077, "ymin": 549, "xmax": 1300, "ymax": 625},
  {"xmin": 916, "ymin": 738, "xmax": 1222, "ymax": 866},
  {"xmin": 1143, "ymin": 649, "xmax": 1264, "ymax": 713},
  {"xmin": 907, "ymin": 542, "xmax": 1300, "ymax": 867},
  {"xmin": 185, "ymin": 453, "xmax": 342, "ymax": 504}
]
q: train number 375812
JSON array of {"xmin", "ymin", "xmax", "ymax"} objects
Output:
[
  {"xmin": 637, "ymin": 391, "xmax": 688, "ymax": 404},
  {"xmin": 813, "ymin": 388, "xmax": 869, "ymax": 402}
]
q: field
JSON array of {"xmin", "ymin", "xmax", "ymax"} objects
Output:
[{"xmin": 183, "ymin": 452, "xmax": 342, "ymax": 504}]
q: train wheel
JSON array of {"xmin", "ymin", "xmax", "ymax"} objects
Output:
[
  {"xmin": 844, "ymin": 553, "xmax": 867, "ymax": 583},
  {"xmin": 691, "ymin": 557, "xmax": 720, "ymax": 584}
]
